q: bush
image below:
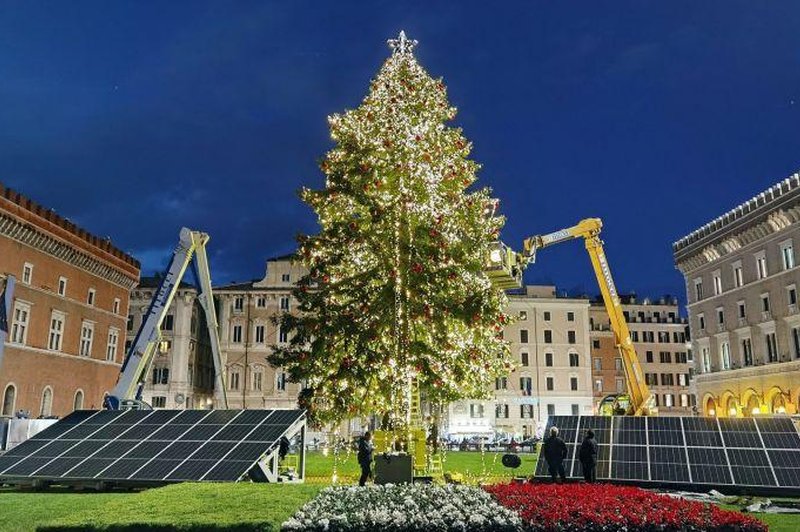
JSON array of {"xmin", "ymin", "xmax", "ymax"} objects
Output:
[
  {"xmin": 484, "ymin": 482, "xmax": 767, "ymax": 532},
  {"xmin": 282, "ymin": 483, "xmax": 522, "ymax": 531}
]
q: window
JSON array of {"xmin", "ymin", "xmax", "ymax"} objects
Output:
[
  {"xmin": 660, "ymin": 351, "xmax": 672, "ymax": 363},
  {"xmin": 676, "ymin": 351, "xmax": 688, "ymax": 363},
  {"xmin": 251, "ymin": 371, "xmax": 263, "ymax": 392},
  {"xmin": 680, "ymin": 394, "xmax": 689, "ymax": 407},
  {"xmin": 543, "ymin": 330, "xmax": 552, "ymax": 343},
  {"xmin": 229, "ymin": 371, "xmax": 240, "ymax": 390},
  {"xmin": 664, "ymin": 394, "xmax": 674, "ymax": 407},
  {"xmin": 159, "ymin": 340, "xmax": 171, "ymax": 353},
  {"xmin": 571, "ymin": 404, "xmax": 580, "ymax": 416},
  {"xmin": 545, "ymin": 352, "xmax": 553, "ymax": 367},
  {"xmin": 756, "ymin": 252, "xmax": 768, "ymax": 279},
  {"xmin": 615, "ymin": 378, "xmax": 625, "ymax": 392},
  {"xmin": 255, "ymin": 325, "xmax": 265, "ymax": 344},
  {"xmin": 162, "ymin": 314, "xmax": 174, "ymax": 331},
  {"xmin": 234, "ymin": 297, "xmax": 244, "ymax": 311},
  {"xmin": 520, "ymin": 352, "xmax": 529, "ymax": 366},
  {"xmin": 793, "ymin": 327, "xmax": 800, "ymax": 359},
  {"xmin": 698, "ymin": 314, "xmax": 705, "ymax": 331},
  {"xmin": 151, "ymin": 396, "xmax": 166, "ymax": 408},
  {"xmin": 645, "ymin": 373, "xmax": 657, "ymax": 386},
  {"xmin": 496, "ymin": 404, "xmax": 509, "ymax": 418},
  {"xmin": 495, "ymin": 376, "xmax": 507, "ymax": 390},
  {"xmin": 592, "ymin": 339, "xmax": 600, "ymax": 349},
  {"xmin": 519, "ymin": 329, "xmax": 529, "ymax": 343},
  {"xmin": 694, "ymin": 278, "xmax": 703, "ymax": 301},
  {"xmin": 113, "ymin": 298, "xmax": 120, "ymax": 314},
  {"xmin": 73, "ymin": 390, "xmax": 84, "ymax": 411},
  {"xmin": 742, "ymin": 338, "xmax": 753, "ymax": 366},
  {"xmin": 58, "ymin": 277, "xmax": 67, "ymax": 296},
  {"xmin": 2, "ymin": 384, "xmax": 16, "ymax": 416},
  {"xmin": 570, "ymin": 377, "xmax": 578, "ymax": 391},
  {"xmin": 281, "ymin": 273, "xmax": 291, "ymax": 283},
  {"xmin": 546, "ymin": 376, "xmax": 554, "ymax": 391},
  {"xmin": 280, "ymin": 296, "xmax": 290, "ymax": 311},
  {"xmin": 762, "ymin": 293, "xmax": 771, "ymax": 314},
  {"xmin": 152, "ymin": 367, "xmax": 169, "ymax": 385},
  {"xmin": 567, "ymin": 331, "xmax": 576, "ymax": 344},
  {"xmin": 661, "ymin": 373, "xmax": 675, "ymax": 386},
  {"xmin": 256, "ymin": 296, "xmax": 267, "ymax": 308},
  {"xmin": 106, "ymin": 328, "xmax": 119, "ymax": 362},
  {"xmin": 702, "ymin": 347, "xmax": 711, "ymax": 373},
  {"xmin": 543, "ymin": 311, "xmax": 551, "ymax": 321},
  {"xmin": 782, "ymin": 240, "xmax": 795, "ymax": 270},
  {"xmin": 520, "ymin": 405, "xmax": 534, "ymax": 419},
  {"xmin": 631, "ymin": 331, "xmax": 639, "ymax": 342},
  {"xmin": 738, "ymin": 301, "xmax": 746, "ymax": 320},
  {"xmin": 519, "ymin": 377, "xmax": 532, "ymax": 395},
  {"xmin": 733, "ymin": 261, "xmax": 744, "ymax": 288},
  {"xmin": 127, "ymin": 315, "xmax": 134, "ymax": 331},
  {"xmin": 278, "ymin": 326, "xmax": 288, "ymax": 344},
  {"xmin": 678, "ymin": 373, "xmax": 687, "ymax": 386},
  {"xmin": 22, "ymin": 263, "xmax": 33, "ymax": 285},
  {"xmin": 470, "ymin": 403, "xmax": 485, "ymax": 418},
  {"xmin": 232, "ymin": 324, "xmax": 243, "ymax": 343},
  {"xmin": 518, "ymin": 311, "xmax": 527, "ymax": 321},
  {"xmin": 567, "ymin": 311, "xmax": 575, "ymax": 322},
  {"xmin": 48, "ymin": 311, "xmax": 65, "ymax": 351},
  {"xmin": 569, "ymin": 353, "xmax": 579, "ymax": 367},
  {"xmin": 10, "ymin": 301, "xmax": 30, "ymax": 345},
  {"xmin": 645, "ymin": 351, "xmax": 653, "ymax": 363},
  {"xmin": 717, "ymin": 307, "xmax": 724, "ymax": 325},
  {"xmin": 614, "ymin": 357, "xmax": 623, "ymax": 371},
  {"xmin": 547, "ymin": 404, "xmax": 555, "ymax": 416},
  {"xmin": 766, "ymin": 332, "xmax": 778, "ymax": 362},
  {"xmin": 720, "ymin": 342, "xmax": 731, "ymax": 370},
  {"xmin": 713, "ymin": 271, "xmax": 722, "ymax": 295},
  {"xmin": 276, "ymin": 371, "xmax": 287, "ymax": 391},
  {"xmin": 593, "ymin": 357, "xmax": 602, "ymax": 371},
  {"xmin": 87, "ymin": 288, "xmax": 96, "ymax": 306},
  {"xmin": 595, "ymin": 379, "xmax": 603, "ymax": 392},
  {"xmin": 40, "ymin": 387, "xmax": 53, "ymax": 417},
  {"xmin": 788, "ymin": 286, "xmax": 798, "ymax": 307}
]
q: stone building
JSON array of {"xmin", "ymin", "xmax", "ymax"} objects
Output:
[
  {"xmin": 446, "ymin": 286, "xmax": 593, "ymax": 439},
  {"xmin": 128, "ymin": 277, "xmax": 216, "ymax": 410},
  {"xmin": 589, "ymin": 295, "xmax": 693, "ymax": 415},
  {"xmin": 0, "ymin": 183, "xmax": 139, "ymax": 417},
  {"xmin": 673, "ymin": 171, "xmax": 800, "ymax": 417},
  {"xmin": 214, "ymin": 255, "xmax": 307, "ymax": 410}
]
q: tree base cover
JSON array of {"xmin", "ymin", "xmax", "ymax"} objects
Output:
[
  {"xmin": 484, "ymin": 482, "xmax": 767, "ymax": 532},
  {"xmin": 281, "ymin": 484, "xmax": 522, "ymax": 531}
]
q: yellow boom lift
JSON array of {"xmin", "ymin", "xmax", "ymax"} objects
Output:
[{"xmin": 487, "ymin": 218, "xmax": 656, "ymax": 416}]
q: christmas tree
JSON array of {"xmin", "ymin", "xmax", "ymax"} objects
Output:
[{"xmin": 269, "ymin": 32, "xmax": 512, "ymax": 426}]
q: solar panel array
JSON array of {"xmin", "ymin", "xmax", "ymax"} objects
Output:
[
  {"xmin": 0, "ymin": 409, "xmax": 304, "ymax": 485},
  {"xmin": 534, "ymin": 415, "xmax": 800, "ymax": 492}
]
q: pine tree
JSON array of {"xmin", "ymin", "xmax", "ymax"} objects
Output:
[{"xmin": 269, "ymin": 32, "xmax": 512, "ymax": 425}]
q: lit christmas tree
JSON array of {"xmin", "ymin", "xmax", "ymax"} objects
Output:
[{"xmin": 269, "ymin": 32, "xmax": 512, "ymax": 426}]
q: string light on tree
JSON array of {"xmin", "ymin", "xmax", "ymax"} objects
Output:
[{"xmin": 270, "ymin": 31, "xmax": 513, "ymax": 425}]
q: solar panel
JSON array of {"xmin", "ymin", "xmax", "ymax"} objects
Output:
[
  {"xmin": 0, "ymin": 409, "xmax": 306, "ymax": 487},
  {"xmin": 535, "ymin": 415, "xmax": 800, "ymax": 495}
]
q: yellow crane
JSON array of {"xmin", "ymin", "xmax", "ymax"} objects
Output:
[{"xmin": 487, "ymin": 218, "xmax": 656, "ymax": 416}]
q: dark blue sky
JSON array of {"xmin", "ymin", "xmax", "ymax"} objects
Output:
[{"xmin": 2, "ymin": 2, "xmax": 799, "ymax": 304}]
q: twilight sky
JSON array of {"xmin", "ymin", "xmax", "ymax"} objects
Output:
[{"xmin": 2, "ymin": 2, "xmax": 799, "ymax": 305}]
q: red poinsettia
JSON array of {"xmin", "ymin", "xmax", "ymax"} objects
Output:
[{"xmin": 484, "ymin": 482, "xmax": 766, "ymax": 531}]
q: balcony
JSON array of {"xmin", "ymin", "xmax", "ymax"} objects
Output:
[
  {"xmin": 790, "ymin": 304, "xmax": 798, "ymax": 315},
  {"xmin": 761, "ymin": 310, "xmax": 773, "ymax": 321},
  {"xmin": 716, "ymin": 323, "xmax": 726, "ymax": 333},
  {"xmin": 738, "ymin": 317, "xmax": 747, "ymax": 327}
]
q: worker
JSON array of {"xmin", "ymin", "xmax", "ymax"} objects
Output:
[
  {"xmin": 278, "ymin": 436, "xmax": 290, "ymax": 461},
  {"xmin": 578, "ymin": 429, "xmax": 598, "ymax": 483},
  {"xmin": 542, "ymin": 426, "xmax": 567, "ymax": 482},
  {"xmin": 357, "ymin": 431, "xmax": 374, "ymax": 487}
]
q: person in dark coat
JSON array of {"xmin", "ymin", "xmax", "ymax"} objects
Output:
[
  {"xmin": 542, "ymin": 426, "xmax": 568, "ymax": 482},
  {"xmin": 357, "ymin": 431, "xmax": 374, "ymax": 486},
  {"xmin": 279, "ymin": 436, "xmax": 290, "ymax": 461},
  {"xmin": 579, "ymin": 429, "xmax": 598, "ymax": 483}
]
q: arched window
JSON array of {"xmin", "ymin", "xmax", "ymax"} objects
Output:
[
  {"xmin": 2, "ymin": 384, "xmax": 16, "ymax": 416},
  {"xmin": 40, "ymin": 386, "xmax": 53, "ymax": 417},
  {"xmin": 73, "ymin": 389, "xmax": 84, "ymax": 411}
]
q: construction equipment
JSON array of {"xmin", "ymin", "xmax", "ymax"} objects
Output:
[
  {"xmin": 0, "ymin": 274, "xmax": 15, "ymax": 372},
  {"xmin": 103, "ymin": 228, "xmax": 228, "ymax": 410},
  {"xmin": 487, "ymin": 218, "xmax": 655, "ymax": 416}
]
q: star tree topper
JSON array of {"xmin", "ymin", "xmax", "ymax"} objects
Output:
[{"xmin": 387, "ymin": 30, "xmax": 418, "ymax": 54}]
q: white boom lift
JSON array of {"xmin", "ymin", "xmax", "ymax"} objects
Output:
[{"xmin": 104, "ymin": 228, "xmax": 228, "ymax": 410}]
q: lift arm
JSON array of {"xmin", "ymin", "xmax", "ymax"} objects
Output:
[
  {"xmin": 104, "ymin": 228, "xmax": 227, "ymax": 410},
  {"xmin": 520, "ymin": 218, "xmax": 654, "ymax": 416}
]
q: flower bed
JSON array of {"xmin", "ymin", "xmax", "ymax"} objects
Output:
[
  {"xmin": 485, "ymin": 482, "xmax": 766, "ymax": 531},
  {"xmin": 282, "ymin": 483, "xmax": 522, "ymax": 531}
]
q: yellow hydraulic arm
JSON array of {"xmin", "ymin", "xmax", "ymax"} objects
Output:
[{"xmin": 520, "ymin": 218, "xmax": 655, "ymax": 416}]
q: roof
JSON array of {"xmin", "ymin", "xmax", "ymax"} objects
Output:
[
  {"xmin": 213, "ymin": 280, "xmax": 260, "ymax": 292},
  {"xmin": 136, "ymin": 276, "xmax": 194, "ymax": 290},
  {"xmin": 266, "ymin": 253, "xmax": 297, "ymax": 262}
]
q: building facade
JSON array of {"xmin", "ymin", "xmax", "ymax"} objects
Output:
[
  {"xmin": 674, "ymin": 171, "xmax": 800, "ymax": 417},
  {"xmin": 589, "ymin": 296, "xmax": 693, "ymax": 415},
  {"xmin": 446, "ymin": 286, "xmax": 594, "ymax": 438},
  {"xmin": 128, "ymin": 277, "xmax": 216, "ymax": 410},
  {"xmin": 0, "ymin": 183, "xmax": 140, "ymax": 418}
]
